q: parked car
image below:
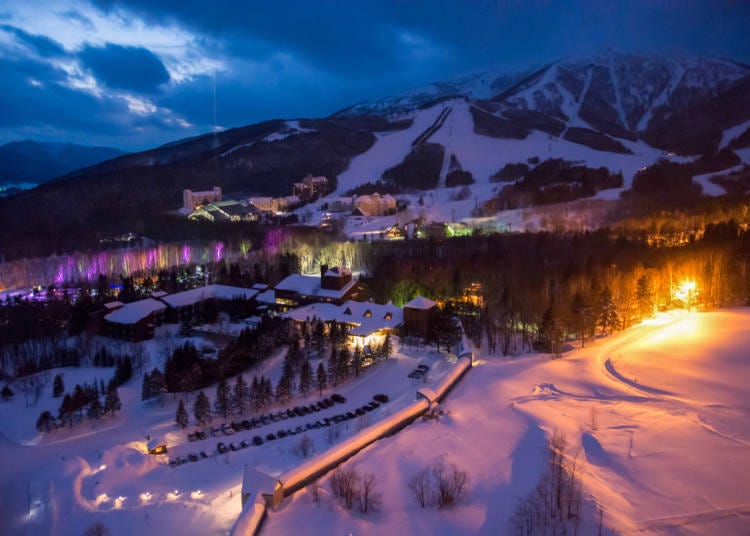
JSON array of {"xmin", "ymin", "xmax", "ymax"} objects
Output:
[
  {"xmin": 169, "ymin": 460, "xmax": 179, "ymax": 468},
  {"xmin": 240, "ymin": 440, "xmax": 249, "ymax": 448},
  {"xmin": 199, "ymin": 451, "xmax": 208, "ymax": 459},
  {"xmin": 196, "ymin": 430, "xmax": 208, "ymax": 440},
  {"xmin": 229, "ymin": 443, "xmax": 238, "ymax": 451},
  {"xmin": 231, "ymin": 422, "xmax": 242, "ymax": 432},
  {"xmin": 265, "ymin": 433, "xmax": 276, "ymax": 441},
  {"xmin": 241, "ymin": 420, "xmax": 252, "ymax": 430},
  {"xmin": 188, "ymin": 453, "xmax": 198, "ymax": 462},
  {"xmin": 252, "ymin": 436, "xmax": 263, "ymax": 446},
  {"xmin": 373, "ymin": 394, "xmax": 389, "ymax": 403},
  {"xmin": 277, "ymin": 430, "xmax": 287, "ymax": 438},
  {"xmin": 331, "ymin": 393, "xmax": 346, "ymax": 404},
  {"xmin": 210, "ymin": 426, "xmax": 221, "ymax": 437},
  {"xmin": 188, "ymin": 432, "xmax": 198, "ymax": 442},
  {"xmin": 217, "ymin": 442, "xmax": 228, "ymax": 454},
  {"xmin": 221, "ymin": 424, "xmax": 235, "ymax": 436}
]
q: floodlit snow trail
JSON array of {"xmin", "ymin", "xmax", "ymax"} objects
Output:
[{"xmin": 608, "ymin": 51, "xmax": 630, "ymax": 131}]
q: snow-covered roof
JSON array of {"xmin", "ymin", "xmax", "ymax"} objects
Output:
[
  {"xmin": 242, "ymin": 465, "xmax": 280, "ymax": 497},
  {"xmin": 324, "ymin": 267, "xmax": 351, "ymax": 278},
  {"xmin": 417, "ymin": 387, "xmax": 439, "ymax": 403},
  {"xmin": 252, "ymin": 283, "xmax": 269, "ymax": 291},
  {"xmin": 282, "ymin": 300, "xmax": 403, "ymax": 337},
  {"xmin": 256, "ymin": 289, "xmax": 276, "ymax": 304},
  {"xmin": 404, "ymin": 296, "xmax": 437, "ymax": 310},
  {"xmin": 151, "ymin": 290, "xmax": 168, "ymax": 298},
  {"xmin": 103, "ymin": 301, "xmax": 124, "ymax": 310},
  {"xmin": 105, "ymin": 299, "xmax": 166, "ymax": 324},
  {"xmin": 275, "ymin": 274, "xmax": 356, "ymax": 300},
  {"xmin": 159, "ymin": 284, "xmax": 258, "ymax": 308}
]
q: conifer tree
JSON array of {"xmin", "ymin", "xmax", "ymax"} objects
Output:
[
  {"xmin": 53, "ymin": 374, "xmax": 64, "ymax": 398},
  {"xmin": 175, "ymin": 398, "xmax": 189, "ymax": 428},
  {"xmin": 316, "ymin": 362, "xmax": 327, "ymax": 396},
  {"xmin": 299, "ymin": 360, "xmax": 312, "ymax": 397},
  {"xmin": 104, "ymin": 386, "xmax": 121, "ymax": 416},
  {"xmin": 87, "ymin": 396, "xmax": 102, "ymax": 420},
  {"xmin": 233, "ymin": 374, "xmax": 248, "ymax": 415},
  {"xmin": 193, "ymin": 390, "xmax": 211, "ymax": 425},
  {"xmin": 214, "ymin": 378, "xmax": 230, "ymax": 419}
]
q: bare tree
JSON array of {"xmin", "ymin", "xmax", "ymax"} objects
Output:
[
  {"xmin": 408, "ymin": 468, "xmax": 432, "ymax": 508},
  {"xmin": 291, "ymin": 434, "xmax": 314, "ymax": 458},
  {"xmin": 84, "ymin": 522, "xmax": 110, "ymax": 536},
  {"xmin": 329, "ymin": 466, "xmax": 359, "ymax": 510},
  {"xmin": 358, "ymin": 472, "xmax": 381, "ymax": 514}
]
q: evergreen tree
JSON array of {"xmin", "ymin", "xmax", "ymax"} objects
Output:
[
  {"xmin": 570, "ymin": 291, "xmax": 592, "ymax": 348},
  {"xmin": 262, "ymin": 377, "xmax": 274, "ymax": 408},
  {"xmin": 299, "ymin": 360, "xmax": 312, "ymax": 397},
  {"xmin": 598, "ymin": 286, "xmax": 619, "ymax": 334},
  {"xmin": 59, "ymin": 394, "xmax": 74, "ymax": 427},
  {"xmin": 175, "ymin": 398, "xmax": 189, "ymax": 428},
  {"xmin": 193, "ymin": 390, "xmax": 211, "ymax": 425},
  {"xmin": 214, "ymin": 378, "xmax": 230, "ymax": 419},
  {"xmin": 316, "ymin": 362, "xmax": 327, "ymax": 396},
  {"xmin": 352, "ymin": 346, "xmax": 363, "ymax": 378},
  {"xmin": 103, "ymin": 386, "xmax": 121, "ymax": 416},
  {"xmin": 36, "ymin": 410, "xmax": 55, "ymax": 433},
  {"xmin": 53, "ymin": 374, "xmax": 64, "ymax": 398},
  {"xmin": 141, "ymin": 372, "xmax": 151, "ymax": 401},
  {"xmin": 87, "ymin": 396, "xmax": 103, "ymax": 420},
  {"xmin": 250, "ymin": 375, "xmax": 262, "ymax": 412},
  {"xmin": 337, "ymin": 347, "xmax": 351, "ymax": 383},
  {"xmin": 636, "ymin": 275, "xmax": 655, "ymax": 320},
  {"xmin": 233, "ymin": 374, "xmax": 248, "ymax": 415},
  {"xmin": 538, "ymin": 301, "xmax": 564, "ymax": 355},
  {"xmin": 327, "ymin": 348, "xmax": 339, "ymax": 386},
  {"xmin": 381, "ymin": 333, "xmax": 393, "ymax": 359},
  {"xmin": 148, "ymin": 368, "xmax": 166, "ymax": 401},
  {"xmin": 312, "ymin": 319, "xmax": 327, "ymax": 357}
]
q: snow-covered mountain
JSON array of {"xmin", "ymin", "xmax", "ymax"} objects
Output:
[
  {"xmin": 332, "ymin": 70, "xmax": 534, "ymax": 117},
  {"xmin": 3, "ymin": 52, "xmax": 750, "ymax": 246}
]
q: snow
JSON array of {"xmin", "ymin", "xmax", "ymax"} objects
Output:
[
  {"xmin": 274, "ymin": 274, "xmax": 356, "ymax": 300},
  {"xmin": 719, "ymin": 119, "xmax": 750, "ymax": 150},
  {"xmin": 334, "ymin": 105, "xmax": 445, "ymax": 194},
  {"xmin": 104, "ymin": 298, "xmax": 166, "ymax": 324},
  {"xmin": 263, "ymin": 309, "xmax": 750, "ymax": 535},
  {"xmin": 0, "ymin": 326, "xmax": 465, "ymax": 535},
  {"xmin": 159, "ymin": 284, "xmax": 258, "ymax": 308},
  {"xmin": 637, "ymin": 61, "xmax": 685, "ymax": 131},
  {"xmin": 283, "ymin": 300, "xmax": 403, "ymax": 336},
  {"xmin": 693, "ymin": 166, "xmax": 743, "ymax": 196},
  {"xmin": 404, "ymin": 296, "xmax": 436, "ymax": 310}
]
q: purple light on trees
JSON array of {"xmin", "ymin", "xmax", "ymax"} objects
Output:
[
  {"xmin": 214, "ymin": 242, "xmax": 225, "ymax": 262},
  {"xmin": 182, "ymin": 244, "xmax": 191, "ymax": 264}
]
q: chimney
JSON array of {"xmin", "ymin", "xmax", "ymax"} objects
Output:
[{"xmin": 320, "ymin": 264, "xmax": 329, "ymax": 280}]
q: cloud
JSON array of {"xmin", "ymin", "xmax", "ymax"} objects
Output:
[
  {"xmin": 0, "ymin": 24, "xmax": 67, "ymax": 57},
  {"xmin": 79, "ymin": 43, "xmax": 170, "ymax": 93}
]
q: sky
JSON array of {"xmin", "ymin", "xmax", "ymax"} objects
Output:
[{"xmin": 1, "ymin": 0, "xmax": 748, "ymax": 151}]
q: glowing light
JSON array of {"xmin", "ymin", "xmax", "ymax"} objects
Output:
[
  {"xmin": 96, "ymin": 493, "xmax": 110, "ymax": 504},
  {"xmin": 114, "ymin": 496, "xmax": 126, "ymax": 509},
  {"xmin": 190, "ymin": 489, "xmax": 203, "ymax": 499},
  {"xmin": 673, "ymin": 279, "xmax": 698, "ymax": 309},
  {"xmin": 214, "ymin": 241, "xmax": 225, "ymax": 262},
  {"xmin": 140, "ymin": 491, "xmax": 153, "ymax": 502}
]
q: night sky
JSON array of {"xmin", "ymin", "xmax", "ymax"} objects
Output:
[{"xmin": 1, "ymin": 0, "xmax": 748, "ymax": 151}]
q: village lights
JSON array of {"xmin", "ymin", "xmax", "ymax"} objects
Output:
[
  {"xmin": 140, "ymin": 491, "xmax": 153, "ymax": 502},
  {"xmin": 191, "ymin": 489, "xmax": 203, "ymax": 499}
]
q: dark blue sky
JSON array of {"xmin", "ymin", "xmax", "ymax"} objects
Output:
[{"xmin": 1, "ymin": 0, "xmax": 748, "ymax": 151}]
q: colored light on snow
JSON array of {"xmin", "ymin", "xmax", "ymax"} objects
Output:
[{"xmin": 191, "ymin": 490, "xmax": 203, "ymax": 499}]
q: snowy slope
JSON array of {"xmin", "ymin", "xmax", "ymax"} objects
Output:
[{"xmin": 263, "ymin": 309, "xmax": 750, "ymax": 535}]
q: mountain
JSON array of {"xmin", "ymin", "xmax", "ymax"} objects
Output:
[
  {"xmin": 1, "ymin": 52, "xmax": 749, "ymax": 257},
  {"xmin": 0, "ymin": 140, "xmax": 125, "ymax": 185},
  {"xmin": 332, "ymin": 70, "xmax": 534, "ymax": 117}
]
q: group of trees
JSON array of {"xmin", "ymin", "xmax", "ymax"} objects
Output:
[{"xmin": 37, "ymin": 378, "xmax": 121, "ymax": 433}]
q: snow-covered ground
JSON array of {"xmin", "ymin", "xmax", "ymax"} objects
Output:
[
  {"xmin": 0, "ymin": 328, "xmax": 459, "ymax": 536},
  {"xmin": 263, "ymin": 309, "xmax": 750, "ymax": 535}
]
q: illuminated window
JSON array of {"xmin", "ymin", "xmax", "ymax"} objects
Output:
[
  {"xmin": 364, "ymin": 310, "xmax": 372, "ymax": 318},
  {"xmin": 384, "ymin": 312, "xmax": 392, "ymax": 320},
  {"xmin": 343, "ymin": 307, "xmax": 352, "ymax": 315}
]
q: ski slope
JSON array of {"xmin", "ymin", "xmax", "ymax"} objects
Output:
[{"xmin": 264, "ymin": 309, "xmax": 750, "ymax": 535}]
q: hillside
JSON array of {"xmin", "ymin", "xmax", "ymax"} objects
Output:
[
  {"xmin": 1, "ymin": 52, "xmax": 749, "ymax": 257},
  {"xmin": 0, "ymin": 141, "xmax": 124, "ymax": 186}
]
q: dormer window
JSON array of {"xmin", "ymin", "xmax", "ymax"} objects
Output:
[
  {"xmin": 384, "ymin": 312, "xmax": 392, "ymax": 320},
  {"xmin": 343, "ymin": 307, "xmax": 352, "ymax": 315},
  {"xmin": 364, "ymin": 310, "xmax": 372, "ymax": 318}
]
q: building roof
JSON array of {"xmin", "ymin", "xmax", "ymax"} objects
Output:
[
  {"xmin": 256, "ymin": 289, "xmax": 276, "ymax": 304},
  {"xmin": 252, "ymin": 283, "xmax": 269, "ymax": 291},
  {"xmin": 159, "ymin": 284, "xmax": 258, "ymax": 308},
  {"xmin": 404, "ymin": 296, "xmax": 437, "ymax": 310},
  {"xmin": 275, "ymin": 274, "xmax": 356, "ymax": 300},
  {"xmin": 324, "ymin": 267, "xmax": 351, "ymax": 278},
  {"xmin": 151, "ymin": 291, "xmax": 168, "ymax": 298},
  {"xmin": 103, "ymin": 301, "xmax": 124, "ymax": 310},
  {"xmin": 242, "ymin": 465, "xmax": 280, "ymax": 497},
  {"xmin": 283, "ymin": 299, "xmax": 403, "ymax": 337},
  {"xmin": 105, "ymin": 298, "xmax": 166, "ymax": 324}
]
